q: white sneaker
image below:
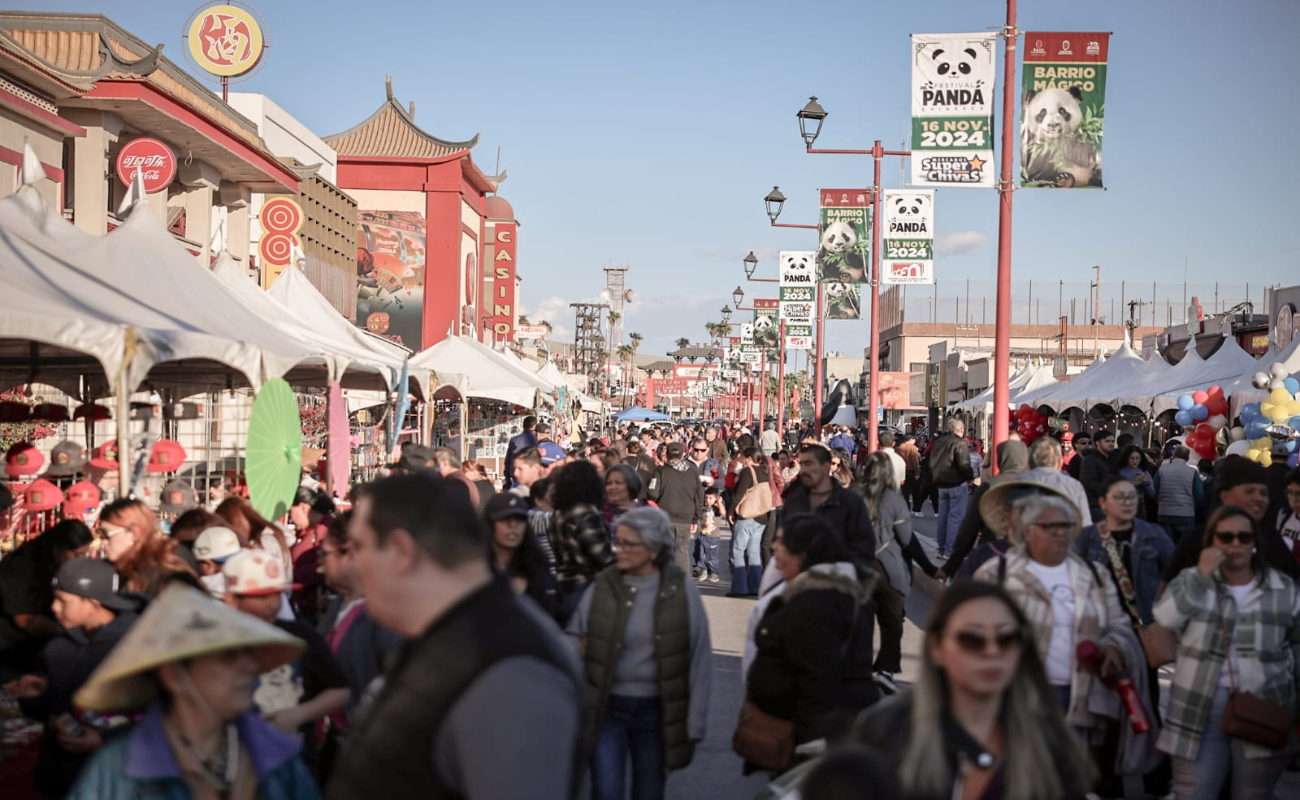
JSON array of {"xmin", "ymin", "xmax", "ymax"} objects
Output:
[
  {"xmin": 874, "ymin": 671, "xmax": 898, "ymax": 695},
  {"xmin": 912, "ymin": 511, "xmax": 922, "ymax": 518}
]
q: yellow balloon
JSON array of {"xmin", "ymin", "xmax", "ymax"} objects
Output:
[{"xmin": 1271, "ymin": 388, "xmax": 1291, "ymax": 403}]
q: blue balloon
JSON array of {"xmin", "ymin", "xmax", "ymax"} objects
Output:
[
  {"xmin": 1288, "ymin": 415, "xmax": 1300, "ymax": 430},
  {"xmin": 1291, "ymin": 451, "xmax": 1300, "ymax": 468},
  {"xmin": 1177, "ymin": 394, "xmax": 1195, "ymax": 411},
  {"xmin": 1286, "ymin": 377, "xmax": 1300, "ymax": 395},
  {"xmin": 1288, "ymin": 440, "xmax": 1298, "ymax": 453},
  {"xmin": 1241, "ymin": 402, "xmax": 1262, "ymax": 421},
  {"xmin": 1175, "ymin": 409, "xmax": 1194, "ymax": 427},
  {"xmin": 1191, "ymin": 404, "xmax": 1209, "ymax": 421},
  {"xmin": 1245, "ymin": 420, "xmax": 1269, "ymax": 438}
]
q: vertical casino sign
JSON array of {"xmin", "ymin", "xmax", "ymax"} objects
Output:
[
  {"xmin": 258, "ymin": 197, "xmax": 303, "ymax": 288},
  {"xmin": 115, "ymin": 138, "xmax": 176, "ymax": 193},
  {"xmin": 492, "ymin": 223, "xmax": 518, "ymax": 341}
]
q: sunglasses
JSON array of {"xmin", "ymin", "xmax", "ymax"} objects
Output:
[
  {"xmin": 953, "ymin": 629, "xmax": 1023, "ymax": 654},
  {"xmin": 692, "ymin": 448, "xmax": 708, "ymax": 453},
  {"xmin": 1213, "ymin": 532, "xmax": 1255, "ymax": 545},
  {"xmin": 1029, "ymin": 521, "xmax": 1074, "ymax": 534}
]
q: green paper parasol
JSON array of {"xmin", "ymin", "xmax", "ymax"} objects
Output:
[{"xmin": 247, "ymin": 378, "xmax": 303, "ymax": 521}]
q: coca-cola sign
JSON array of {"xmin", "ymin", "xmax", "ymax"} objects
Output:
[{"xmin": 116, "ymin": 138, "xmax": 176, "ymax": 194}]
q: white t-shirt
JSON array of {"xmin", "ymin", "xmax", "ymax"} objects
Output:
[
  {"xmin": 1220, "ymin": 582, "xmax": 1253, "ymax": 687},
  {"xmin": 1278, "ymin": 509, "xmax": 1300, "ymax": 552},
  {"xmin": 1028, "ymin": 559, "xmax": 1076, "ymax": 686}
]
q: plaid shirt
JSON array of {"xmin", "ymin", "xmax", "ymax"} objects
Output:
[
  {"xmin": 974, "ymin": 546, "xmax": 1127, "ymax": 728},
  {"xmin": 1153, "ymin": 567, "xmax": 1300, "ymax": 760}
]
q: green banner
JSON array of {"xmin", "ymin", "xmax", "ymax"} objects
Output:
[{"xmin": 1020, "ymin": 33, "xmax": 1109, "ymax": 188}]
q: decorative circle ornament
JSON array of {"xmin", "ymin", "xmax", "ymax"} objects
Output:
[{"xmin": 186, "ymin": 3, "xmax": 264, "ymax": 77}]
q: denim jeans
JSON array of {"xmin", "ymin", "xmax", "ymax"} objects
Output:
[
  {"xmin": 1158, "ymin": 514, "xmax": 1197, "ymax": 544},
  {"xmin": 1170, "ymin": 685, "xmax": 1294, "ymax": 800},
  {"xmin": 592, "ymin": 694, "xmax": 666, "ymax": 800},
  {"xmin": 692, "ymin": 531, "xmax": 720, "ymax": 575},
  {"xmin": 730, "ymin": 517, "xmax": 765, "ymax": 570},
  {"xmin": 936, "ymin": 485, "xmax": 968, "ymax": 554}
]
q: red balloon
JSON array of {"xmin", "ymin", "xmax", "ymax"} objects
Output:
[
  {"xmin": 1192, "ymin": 391, "xmax": 1209, "ymax": 405},
  {"xmin": 1196, "ymin": 423, "xmax": 1215, "ymax": 439},
  {"xmin": 1208, "ymin": 385, "xmax": 1224, "ymax": 398}
]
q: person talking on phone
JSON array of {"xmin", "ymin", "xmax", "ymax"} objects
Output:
[{"xmin": 1153, "ymin": 504, "xmax": 1300, "ymax": 799}]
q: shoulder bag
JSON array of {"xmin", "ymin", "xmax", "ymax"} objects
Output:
[
  {"xmin": 735, "ymin": 466, "xmax": 773, "ymax": 519},
  {"xmin": 1095, "ymin": 524, "xmax": 1177, "ymax": 668},
  {"xmin": 1218, "ymin": 591, "xmax": 1291, "ymax": 749}
]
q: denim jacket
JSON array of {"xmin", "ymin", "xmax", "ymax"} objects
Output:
[
  {"xmin": 66, "ymin": 704, "xmax": 319, "ymax": 800},
  {"xmin": 1075, "ymin": 518, "xmax": 1174, "ymax": 624}
]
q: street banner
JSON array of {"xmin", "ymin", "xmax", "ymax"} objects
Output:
[
  {"xmin": 785, "ymin": 322, "xmax": 812, "ymax": 351},
  {"xmin": 910, "ymin": 33, "xmax": 997, "ymax": 187},
  {"xmin": 779, "ymin": 251, "xmax": 817, "ymax": 288},
  {"xmin": 881, "ymin": 190, "xmax": 935, "ymax": 285},
  {"xmin": 824, "ymin": 282, "xmax": 861, "ymax": 320},
  {"xmin": 1020, "ymin": 33, "xmax": 1108, "ymax": 188},
  {"xmin": 739, "ymin": 345, "xmax": 762, "ymax": 365},
  {"xmin": 753, "ymin": 299, "xmax": 780, "ymax": 350},
  {"xmin": 723, "ymin": 369, "xmax": 741, "ymax": 380},
  {"xmin": 817, "ymin": 189, "xmax": 870, "ymax": 283},
  {"xmin": 740, "ymin": 322, "xmax": 754, "ymax": 344}
]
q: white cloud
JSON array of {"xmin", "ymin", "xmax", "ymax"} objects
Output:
[
  {"xmin": 516, "ymin": 295, "xmax": 581, "ymax": 340},
  {"xmin": 933, "ymin": 231, "xmax": 988, "ymax": 256}
]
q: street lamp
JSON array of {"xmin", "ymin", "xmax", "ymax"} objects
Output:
[
  {"xmin": 720, "ymin": 305, "xmax": 732, "ymax": 324},
  {"xmin": 796, "ymin": 96, "xmax": 827, "ymax": 148},
  {"xmin": 733, "ymin": 286, "xmax": 745, "ymax": 307},
  {"xmin": 764, "ymin": 186, "xmax": 786, "ymax": 224},
  {"xmin": 743, "ymin": 251, "xmax": 758, "ymax": 278}
]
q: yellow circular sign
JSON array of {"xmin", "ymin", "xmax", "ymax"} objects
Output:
[{"xmin": 187, "ymin": 4, "xmax": 264, "ymax": 77}]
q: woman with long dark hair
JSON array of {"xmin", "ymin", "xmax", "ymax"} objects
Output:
[
  {"xmin": 485, "ymin": 493, "xmax": 559, "ymax": 619},
  {"xmin": 547, "ymin": 460, "xmax": 612, "ymax": 624},
  {"xmin": 856, "ymin": 581, "xmax": 1096, "ymax": 800},
  {"xmin": 99, "ymin": 499, "xmax": 195, "ymax": 596}
]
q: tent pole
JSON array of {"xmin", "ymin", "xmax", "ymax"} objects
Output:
[
  {"xmin": 115, "ymin": 368, "xmax": 131, "ymax": 498},
  {"xmin": 459, "ymin": 399, "xmax": 468, "ymax": 465}
]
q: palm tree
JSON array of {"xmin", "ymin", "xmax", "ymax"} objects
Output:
[
  {"xmin": 517, "ymin": 313, "xmax": 530, "ymax": 326},
  {"xmin": 674, "ymin": 336, "xmax": 690, "ymax": 351},
  {"xmin": 616, "ymin": 344, "xmax": 635, "ymax": 406},
  {"xmin": 540, "ymin": 320, "xmax": 552, "ymax": 332}
]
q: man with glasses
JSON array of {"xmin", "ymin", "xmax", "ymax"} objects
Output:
[
  {"xmin": 683, "ymin": 438, "xmax": 724, "ymax": 581},
  {"xmin": 1077, "ymin": 428, "xmax": 1118, "ymax": 523},
  {"xmin": 1066, "ymin": 435, "xmax": 1091, "ymax": 481}
]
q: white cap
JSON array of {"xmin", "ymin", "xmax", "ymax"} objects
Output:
[
  {"xmin": 193, "ymin": 526, "xmax": 242, "ymax": 562},
  {"xmin": 222, "ymin": 549, "xmax": 298, "ymax": 596}
]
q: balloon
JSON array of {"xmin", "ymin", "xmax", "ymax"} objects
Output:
[
  {"xmin": 1291, "ymin": 451, "xmax": 1300, "ymax": 468},
  {"xmin": 1271, "ymin": 362, "xmax": 1289, "ymax": 378},
  {"xmin": 1225, "ymin": 439, "xmax": 1251, "ymax": 457},
  {"xmin": 1270, "ymin": 377, "xmax": 1286, "ymax": 391},
  {"xmin": 1206, "ymin": 414, "xmax": 1227, "ymax": 430},
  {"xmin": 1207, "ymin": 385, "xmax": 1225, "ymax": 398},
  {"xmin": 1191, "ymin": 404, "xmax": 1209, "ymax": 421},
  {"xmin": 1289, "ymin": 416, "xmax": 1300, "ymax": 430},
  {"xmin": 1195, "ymin": 423, "xmax": 1215, "ymax": 439},
  {"xmin": 1177, "ymin": 394, "xmax": 1195, "ymax": 411},
  {"xmin": 1286, "ymin": 377, "xmax": 1300, "ymax": 395},
  {"xmin": 1246, "ymin": 419, "xmax": 1270, "ymax": 439},
  {"xmin": 1273, "ymin": 388, "xmax": 1292, "ymax": 403},
  {"xmin": 1175, "ymin": 409, "xmax": 1193, "ymax": 427},
  {"xmin": 1229, "ymin": 426, "xmax": 1246, "ymax": 441},
  {"xmin": 1241, "ymin": 402, "xmax": 1261, "ymax": 421},
  {"xmin": 1192, "ymin": 390, "xmax": 1209, "ymax": 406},
  {"xmin": 1252, "ymin": 372, "xmax": 1271, "ymax": 389}
]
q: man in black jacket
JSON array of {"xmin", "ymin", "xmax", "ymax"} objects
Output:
[
  {"xmin": 782, "ymin": 444, "xmax": 876, "ymax": 573},
  {"xmin": 927, "ymin": 418, "xmax": 975, "ymax": 559},
  {"xmin": 1078, "ymin": 428, "xmax": 1118, "ymax": 522},
  {"xmin": 648, "ymin": 441, "xmax": 705, "ymax": 573}
]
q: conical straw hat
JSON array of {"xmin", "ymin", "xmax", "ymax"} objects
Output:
[
  {"xmin": 75, "ymin": 583, "xmax": 304, "ymax": 712},
  {"xmin": 978, "ymin": 479, "xmax": 1082, "ymax": 545}
]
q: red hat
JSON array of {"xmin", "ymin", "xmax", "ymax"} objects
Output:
[
  {"xmin": 73, "ymin": 404, "xmax": 110, "ymax": 421},
  {"xmin": 1061, "ymin": 432, "xmax": 1075, "ymax": 441},
  {"xmin": 29, "ymin": 403, "xmax": 67, "ymax": 423},
  {"xmin": 64, "ymin": 480, "xmax": 101, "ymax": 515},
  {"xmin": 147, "ymin": 440, "xmax": 186, "ymax": 474},
  {"xmin": 5, "ymin": 442, "xmax": 43, "ymax": 477},
  {"xmin": 24, "ymin": 479, "xmax": 64, "ymax": 512},
  {"xmin": 90, "ymin": 440, "xmax": 120, "ymax": 470},
  {"xmin": 0, "ymin": 401, "xmax": 29, "ymax": 423}
]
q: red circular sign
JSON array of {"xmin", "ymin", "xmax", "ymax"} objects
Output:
[{"xmin": 116, "ymin": 138, "xmax": 176, "ymax": 194}]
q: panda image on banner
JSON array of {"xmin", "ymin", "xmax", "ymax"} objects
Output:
[
  {"xmin": 823, "ymin": 281, "xmax": 861, "ymax": 320},
  {"xmin": 932, "ymin": 47, "xmax": 979, "ymax": 78},
  {"xmin": 1021, "ymin": 86, "xmax": 1101, "ymax": 187},
  {"xmin": 892, "ymin": 195, "xmax": 926, "ymax": 216},
  {"xmin": 752, "ymin": 314, "xmax": 778, "ymax": 348},
  {"xmin": 753, "ymin": 315, "xmax": 774, "ymax": 333},
  {"xmin": 816, "ymin": 221, "xmax": 866, "ymax": 282},
  {"xmin": 780, "ymin": 252, "xmax": 816, "ymax": 284}
]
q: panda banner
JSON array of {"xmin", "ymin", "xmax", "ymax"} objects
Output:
[
  {"xmin": 779, "ymin": 251, "xmax": 817, "ymax": 289},
  {"xmin": 910, "ymin": 33, "xmax": 998, "ymax": 188},
  {"xmin": 1020, "ymin": 33, "xmax": 1108, "ymax": 188},
  {"xmin": 824, "ymin": 283, "xmax": 862, "ymax": 320},
  {"xmin": 753, "ymin": 299, "xmax": 780, "ymax": 350},
  {"xmin": 881, "ymin": 190, "xmax": 935, "ymax": 285},
  {"xmin": 817, "ymin": 189, "xmax": 870, "ymax": 283}
]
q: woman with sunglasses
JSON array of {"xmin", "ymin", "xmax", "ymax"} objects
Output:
[
  {"xmin": 972, "ymin": 483, "xmax": 1128, "ymax": 733},
  {"xmin": 565, "ymin": 506, "xmax": 712, "ymax": 800},
  {"xmin": 98, "ymin": 499, "xmax": 195, "ymax": 596},
  {"xmin": 856, "ymin": 582, "xmax": 1096, "ymax": 800},
  {"xmin": 1153, "ymin": 505, "xmax": 1300, "ymax": 799}
]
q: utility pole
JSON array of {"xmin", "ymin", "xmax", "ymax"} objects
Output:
[{"xmin": 1092, "ymin": 265, "xmax": 1101, "ymax": 358}]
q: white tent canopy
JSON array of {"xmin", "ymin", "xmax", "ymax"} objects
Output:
[
  {"xmin": 0, "ymin": 182, "xmax": 324, "ymax": 395},
  {"xmin": 1011, "ymin": 364, "xmax": 1060, "ymax": 404},
  {"xmin": 1124, "ymin": 335, "xmax": 1261, "ymax": 413},
  {"xmin": 1019, "ymin": 344, "xmax": 1149, "ymax": 411},
  {"xmin": 410, "ymin": 336, "xmax": 553, "ymax": 408}
]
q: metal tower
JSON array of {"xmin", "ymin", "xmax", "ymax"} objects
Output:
[{"xmin": 571, "ymin": 302, "xmax": 608, "ymax": 391}]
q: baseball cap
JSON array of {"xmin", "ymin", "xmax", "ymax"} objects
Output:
[
  {"xmin": 538, "ymin": 441, "xmax": 566, "ymax": 466},
  {"xmin": 53, "ymin": 558, "xmax": 136, "ymax": 612},
  {"xmin": 159, "ymin": 479, "xmax": 199, "ymax": 514},
  {"xmin": 535, "ymin": 421, "xmax": 552, "ymax": 435},
  {"xmin": 64, "ymin": 480, "xmax": 101, "ymax": 516},
  {"xmin": 666, "ymin": 442, "xmax": 685, "ymax": 459},
  {"xmin": 1060, "ymin": 432, "xmax": 1074, "ymax": 442},
  {"xmin": 395, "ymin": 443, "xmax": 436, "ymax": 472},
  {"xmin": 30, "ymin": 403, "xmax": 67, "ymax": 423},
  {"xmin": 46, "ymin": 440, "xmax": 88, "ymax": 477},
  {"xmin": 484, "ymin": 492, "xmax": 529, "ymax": 521},
  {"xmin": 89, "ymin": 440, "xmax": 120, "ymax": 470},
  {"xmin": 147, "ymin": 440, "xmax": 186, "ymax": 473},
  {"xmin": 24, "ymin": 479, "xmax": 63, "ymax": 511},
  {"xmin": 222, "ymin": 549, "xmax": 300, "ymax": 596},
  {"xmin": 0, "ymin": 401, "xmax": 29, "ymax": 423},
  {"xmin": 5, "ymin": 441, "xmax": 43, "ymax": 477},
  {"xmin": 193, "ymin": 526, "xmax": 243, "ymax": 563}
]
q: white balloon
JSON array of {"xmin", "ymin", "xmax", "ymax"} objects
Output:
[
  {"xmin": 1252, "ymin": 372, "xmax": 1270, "ymax": 389},
  {"xmin": 1225, "ymin": 439, "xmax": 1251, "ymax": 457},
  {"xmin": 1229, "ymin": 426, "xmax": 1246, "ymax": 441},
  {"xmin": 1270, "ymin": 377, "xmax": 1286, "ymax": 391},
  {"xmin": 1206, "ymin": 414, "xmax": 1227, "ymax": 430},
  {"xmin": 1270, "ymin": 362, "xmax": 1289, "ymax": 378}
]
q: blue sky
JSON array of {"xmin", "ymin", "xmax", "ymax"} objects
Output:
[{"xmin": 55, "ymin": 0, "xmax": 1300, "ymax": 357}]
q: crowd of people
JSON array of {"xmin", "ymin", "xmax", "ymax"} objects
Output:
[{"xmin": 1, "ymin": 413, "xmax": 1298, "ymax": 800}]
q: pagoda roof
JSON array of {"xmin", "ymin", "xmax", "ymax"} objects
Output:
[{"xmin": 324, "ymin": 76, "xmax": 479, "ymax": 159}]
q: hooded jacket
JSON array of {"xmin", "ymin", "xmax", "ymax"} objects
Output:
[
  {"xmin": 649, "ymin": 460, "xmax": 705, "ymax": 525},
  {"xmin": 745, "ymin": 563, "xmax": 880, "ymax": 745}
]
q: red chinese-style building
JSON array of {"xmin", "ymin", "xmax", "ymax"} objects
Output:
[{"xmin": 324, "ymin": 77, "xmax": 503, "ymax": 350}]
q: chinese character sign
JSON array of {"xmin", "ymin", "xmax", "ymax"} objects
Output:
[
  {"xmin": 187, "ymin": 4, "xmax": 264, "ymax": 77},
  {"xmin": 910, "ymin": 33, "xmax": 997, "ymax": 187}
]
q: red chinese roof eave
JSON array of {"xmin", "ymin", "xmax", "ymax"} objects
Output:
[{"xmin": 0, "ymin": 84, "xmax": 85, "ymax": 136}]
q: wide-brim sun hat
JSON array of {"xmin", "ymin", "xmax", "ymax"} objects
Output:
[
  {"xmin": 979, "ymin": 479, "xmax": 1082, "ymax": 544},
  {"xmin": 74, "ymin": 583, "xmax": 304, "ymax": 711}
]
